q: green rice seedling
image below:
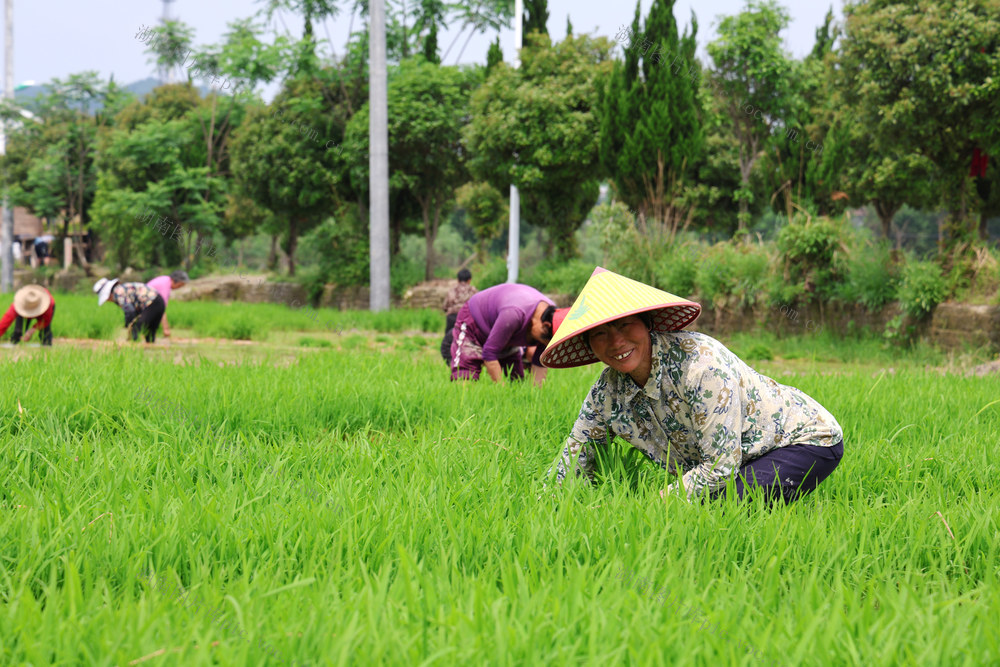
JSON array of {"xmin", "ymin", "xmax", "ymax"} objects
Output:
[
  {"xmin": 2, "ymin": 323, "xmax": 999, "ymax": 665},
  {"xmin": 297, "ymin": 337, "xmax": 332, "ymax": 348}
]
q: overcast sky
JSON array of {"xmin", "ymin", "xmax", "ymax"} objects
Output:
[{"xmin": 11, "ymin": 0, "xmax": 842, "ymax": 98}]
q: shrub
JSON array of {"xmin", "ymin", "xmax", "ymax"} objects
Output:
[
  {"xmin": 300, "ymin": 208, "xmax": 370, "ymax": 295},
  {"xmin": 694, "ymin": 242, "xmax": 771, "ymax": 309},
  {"xmin": 652, "ymin": 242, "xmax": 700, "ymax": 298},
  {"xmin": 298, "ymin": 336, "xmax": 332, "ymax": 348},
  {"xmin": 469, "ymin": 256, "xmax": 508, "ymax": 290},
  {"xmin": 524, "ymin": 259, "xmax": 595, "ymax": 298},
  {"xmin": 224, "ymin": 315, "xmax": 256, "ymax": 340},
  {"xmin": 775, "ymin": 214, "xmax": 848, "ymax": 301},
  {"xmin": 898, "ymin": 260, "xmax": 948, "ymax": 319},
  {"xmin": 838, "ymin": 238, "xmax": 899, "ymax": 311}
]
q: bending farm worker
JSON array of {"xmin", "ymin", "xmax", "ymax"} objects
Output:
[
  {"xmin": 542, "ymin": 267, "xmax": 844, "ymax": 504},
  {"xmin": 0, "ymin": 285, "xmax": 55, "ymax": 346},
  {"xmin": 440, "ymin": 268, "xmax": 477, "ymax": 363},
  {"xmin": 449, "ymin": 282, "xmax": 565, "ymax": 387},
  {"xmin": 94, "ymin": 278, "xmax": 167, "ymax": 343},
  {"xmin": 146, "ymin": 270, "xmax": 189, "ymax": 337}
]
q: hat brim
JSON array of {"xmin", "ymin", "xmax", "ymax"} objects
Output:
[
  {"xmin": 13, "ymin": 286, "xmax": 51, "ymax": 318},
  {"xmin": 540, "ymin": 267, "xmax": 701, "ymax": 369},
  {"xmin": 97, "ymin": 279, "xmax": 118, "ymax": 306}
]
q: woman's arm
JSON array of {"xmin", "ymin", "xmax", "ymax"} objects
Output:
[{"xmin": 547, "ymin": 382, "xmax": 614, "ymax": 485}]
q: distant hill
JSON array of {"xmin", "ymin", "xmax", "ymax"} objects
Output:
[{"xmin": 13, "ymin": 77, "xmax": 217, "ymax": 113}]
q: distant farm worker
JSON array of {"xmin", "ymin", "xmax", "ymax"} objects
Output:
[
  {"xmin": 147, "ymin": 270, "xmax": 189, "ymax": 338},
  {"xmin": 33, "ymin": 234, "xmax": 55, "ymax": 267},
  {"xmin": 0, "ymin": 285, "xmax": 55, "ymax": 346},
  {"xmin": 542, "ymin": 267, "xmax": 844, "ymax": 504},
  {"xmin": 93, "ymin": 278, "xmax": 166, "ymax": 343},
  {"xmin": 450, "ymin": 283, "xmax": 564, "ymax": 386},
  {"xmin": 440, "ymin": 268, "xmax": 477, "ymax": 362}
]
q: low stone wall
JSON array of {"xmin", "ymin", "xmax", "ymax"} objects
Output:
[
  {"xmin": 692, "ymin": 299, "xmax": 1000, "ymax": 353},
  {"xmin": 928, "ymin": 302, "xmax": 1000, "ymax": 350},
  {"xmin": 692, "ymin": 301, "xmax": 901, "ymax": 338}
]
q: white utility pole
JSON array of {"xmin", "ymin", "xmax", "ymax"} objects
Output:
[
  {"xmin": 506, "ymin": 0, "xmax": 523, "ymax": 284},
  {"xmin": 161, "ymin": 0, "xmax": 176, "ymax": 84},
  {"xmin": 369, "ymin": 0, "xmax": 390, "ymax": 311},
  {"xmin": 0, "ymin": 0, "xmax": 13, "ymax": 294}
]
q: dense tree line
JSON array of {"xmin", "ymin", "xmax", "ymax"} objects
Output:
[{"xmin": 1, "ymin": 0, "xmax": 997, "ymax": 287}]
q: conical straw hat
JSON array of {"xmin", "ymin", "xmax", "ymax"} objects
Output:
[{"xmin": 540, "ymin": 267, "xmax": 701, "ymax": 369}]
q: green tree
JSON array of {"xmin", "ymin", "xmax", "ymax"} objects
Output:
[
  {"xmin": 757, "ymin": 7, "xmax": 838, "ymax": 220},
  {"xmin": 707, "ymin": 0, "xmax": 798, "ymax": 231},
  {"xmin": 141, "ymin": 20, "xmax": 195, "ymax": 83},
  {"xmin": 465, "ymin": 33, "xmax": 614, "ymax": 258},
  {"xmin": 93, "ymin": 85, "xmax": 226, "ymax": 270},
  {"xmin": 230, "ymin": 77, "xmax": 340, "ymax": 276},
  {"xmin": 3, "ymin": 73, "xmax": 132, "ymax": 269},
  {"xmin": 485, "ymin": 36, "xmax": 503, "ymax": 72},
  {"xmin": 839, "ymin": 0, "xmax": 1000, "ymax": 256},
  {"xmin": 193, "ymin": 18, "xmax": 290, "ymax": 96},
  {"xmin": 261, "ymin": 0, "xmax": 341, "ymax": 76},
  {"xmin": 415, "ymin": 0, "xmax": 446, "ymax": 64},
  {"xmin": 456, "ymin": 181, "xmax": 508, "ymax": 260},
  {"xmin": 598, "ymin": 0, "xmax": 704, "ymax": 243},
  {"xmin": 443, "ymin": 0, "xmax": 515, "ymax": 64},
  {"xmin": 523, "ymin": 0, "xmax": 549, "ymax": 36},
  {"xmin": 344, "ymin": 59, "xmax": 473, "ymax": 280}
]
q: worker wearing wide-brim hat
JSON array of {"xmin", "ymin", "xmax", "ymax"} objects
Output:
[
  {"xmin": 541, "ymin": 267, "xmax": 844, "ymax": 504},
  {"xmin": 94, "ymin": 277, "xmax": 166, "ymax": 343},
  {"xmin": 0, "ymin": 285, "xmax": 56, "ymax": 346}
]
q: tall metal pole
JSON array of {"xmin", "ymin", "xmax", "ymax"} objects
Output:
[
  {"xmin": 161, "ymin": 0, "xmax": 176, "ymax": 84},
  {"xmin": 506, "ymin": 0, "xmax": 523, "ymax": 284},
  {"xmin": 368, "ymin": 0, "xmax": 391, "ymax": 311},
  {"xmin": 0, "ymin": 0, "xmax": 14, "ymax": 294}
]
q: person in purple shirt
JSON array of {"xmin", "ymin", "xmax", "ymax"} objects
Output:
[
  {"xmin": 146, "ymin": 270, "xmax": 188, "ymax": 337},
  {"xmin": 449, "ymin": 283, "xmax": 561, "ymax": 386}
]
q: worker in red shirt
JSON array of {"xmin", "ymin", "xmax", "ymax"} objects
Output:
[{"xmin": 0, "ymin": 284, "xmax": 55, "ymax": 346}]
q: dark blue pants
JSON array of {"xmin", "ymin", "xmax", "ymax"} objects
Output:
[{"xmin": 712, "ymin": 440, "xmax": 844, "ymax": 503}]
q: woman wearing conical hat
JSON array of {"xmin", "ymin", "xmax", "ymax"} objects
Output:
[
  {"xmin": 0, "ymin": 285, "xmax": 55, "ymax": 346},
  {"xmin": 541, "ymin": 268, "xmax": 844, "ymax": 504}
]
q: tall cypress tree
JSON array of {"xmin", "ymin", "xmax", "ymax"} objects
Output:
[
  {"xmin": 598, "ymin": 0, "xmax": 703, "ymax": 241},
  {"xmin": 423, "ymin": 22, "xmax": 440, "ymax": 63},
  {"xmin": 524, "ymin": 0, "xmax": 549, "ymax": 36},
  {"xmin": 486, "ymin": 36, "xmax": 503, "ymax": 73}
]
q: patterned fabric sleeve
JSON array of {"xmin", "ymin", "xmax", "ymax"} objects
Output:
[
  {"xmin": 442, "ymin": 287, "xmax": 459, "ymax": 313},
  {"xmin": 112, "ymin": 284, "xmax": 138, "ymax": 325},
  {"xmin": 674, "ymin": 365, "xmax": 744, "ymax": 501},
  {"xmin": 549, "ymin": 380, "xmax": 615, "ymax": 485}
]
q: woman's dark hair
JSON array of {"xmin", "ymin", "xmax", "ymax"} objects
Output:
[
  {"xmin": 540, "ymin": 305, "xmax": 556, "ymax": 341},
  {"xmin": 457, "ymin": 268, "xmax": 472, "ymax": 282}
]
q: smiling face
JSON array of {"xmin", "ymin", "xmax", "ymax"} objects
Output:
[{"xmin": 587, "ymin": 315, "xmax": 653, "ymax": 386}]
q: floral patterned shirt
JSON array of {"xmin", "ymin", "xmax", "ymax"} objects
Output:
[
  {"xmin": 443, "ymin": 282, "xmax": 478, "ymax": 316},
  {"xmin": 551, "ymin": 331, "xmax": 843, "ymax": 501},
  {"xmin": 111, "ymin": 282, "xmax": 160, "ymax": 325}
]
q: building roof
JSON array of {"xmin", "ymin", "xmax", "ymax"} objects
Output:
[{"xmin": 13, "ymin": 207, "xmax": 44, "ymax": 238}]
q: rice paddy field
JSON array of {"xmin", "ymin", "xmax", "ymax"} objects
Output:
[{"xmin": 2, "ymin": 293, "xmax": 1000, "ymax": 665}]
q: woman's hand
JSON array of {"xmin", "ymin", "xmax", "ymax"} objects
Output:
[{"xmin": 22, "ymin": 328, "xmax": 34, "ymax": 342}]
